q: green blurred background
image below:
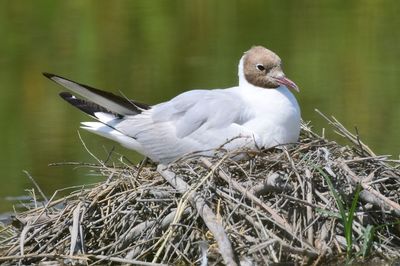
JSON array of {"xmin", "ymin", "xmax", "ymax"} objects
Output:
[{"xmin": 1, "ymin": 0, "xmax": 399, "ymax": 213}]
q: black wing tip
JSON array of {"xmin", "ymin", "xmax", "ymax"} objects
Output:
[
  {"xmin": 43, "ymin": 72, "xmax": 69, "ymax": 82},
  {"xmin": 59, "ymin": 91, "xmax": 73, "ymax": 99},
  {"xmin": 44, "ymin": 72, "xmax": 151, "ymax": 114},
  {"xmin": 42, "ymin": 72, "xmax": 56, "ymax": 79},
  {"xmin": 58, "ymin": 91, "xmax": 109, "ymax": 117}
]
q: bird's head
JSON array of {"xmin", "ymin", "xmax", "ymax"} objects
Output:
[{"xmin": 239, "ymin": 46, "xmax": 299, "ymax": 92}]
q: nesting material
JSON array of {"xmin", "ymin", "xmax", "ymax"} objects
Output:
[{"xmin": 1, "ymin": 113, "xmax": 400, "ymax": 265}]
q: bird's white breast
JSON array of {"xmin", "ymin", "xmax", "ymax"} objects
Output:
[{"xmin": 234, "ymin": 85, "xmax": 301, "ymax": 148}]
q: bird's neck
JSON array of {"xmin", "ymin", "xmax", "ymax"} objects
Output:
[
  {"xmin": 237, "ymin": 57, "xmax": 296, "ymax": 102},
  {"xmin": 238, "ymin": 57, "xmax": 248, "ymax": 87}
]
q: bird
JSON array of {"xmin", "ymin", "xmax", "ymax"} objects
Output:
[{"xmin": 43, "ymin": 46, "xmax": 301, "ymax": 163}]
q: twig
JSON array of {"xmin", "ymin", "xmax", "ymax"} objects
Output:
[
  {"xmin": 157, "ymin": 164, "xmax": 239, "ymax": 266},
  {"xmin": 77, "ymin": 130, "xmax": 105, "ymax": 166},
  {"xmin": 200, "ymin": 157, "xmax": 316, "ymax": 251},
  {"xmin": 23, "ymin": 171, "xmax": 48, "ymax": 203},
  {"xmin": 339, "ymin": 160, "xmax": 400, "ymax": 216},
  {"xmin": 92, "ymin": 255, "xmax": 168, "ymax": 265}
]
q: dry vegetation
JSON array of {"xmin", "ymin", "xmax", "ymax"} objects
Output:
[{"xmin": 1, "ymin": 112, "xmax": 400, "ymax": 265}]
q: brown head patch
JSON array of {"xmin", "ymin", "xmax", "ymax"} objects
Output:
[{"xmin": 243, "ymin": 46, "xmax": 283, "ymax": 88}]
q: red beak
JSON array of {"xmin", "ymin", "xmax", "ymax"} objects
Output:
[{"xmin": 274, "ymin": 77, "xmax": 299, "ymax": 92}]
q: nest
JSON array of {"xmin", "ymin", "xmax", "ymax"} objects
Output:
[{"xmin": 1, "ymin": 112, "xmax": 400, "ymax": 265}]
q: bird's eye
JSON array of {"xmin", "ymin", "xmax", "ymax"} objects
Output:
[{"xmin": 256, "ymin": 64, "xmax": 265, "ymax": 71}]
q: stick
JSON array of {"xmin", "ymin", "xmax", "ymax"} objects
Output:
[
  {"xmin": 339, "ymin": 160, "xmax": 400, "ymax": 216},
  {"xmin": 23, "ymin": 171, "xmax": 48, "ymax": 202},
  {"xmin": 200, "ymin": 158, "xmax": 316, "ymax": 252},
  {"xmin": 0, "ymin": 253, "xmax": 166, "ymax": 266},
  {"xmin": 201, "ymin": 160, "xmax": 290, "ymax": 233},
  {"xmin": 157, "ymin": 165, "xmax": 239, "ymax": 266}
]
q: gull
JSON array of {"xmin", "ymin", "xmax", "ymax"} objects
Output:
[{"xmin": 43, "ymin": 46, "xmax": 301, "ymax": 163}]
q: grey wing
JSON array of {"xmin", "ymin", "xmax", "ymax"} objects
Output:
[
  {"xmin": 115, "ymin": 89, "xmax": 252, "ymax": 162},
  {"xmin": 152, "ymin": 89, "xmax": 248, "ymax": 138}
]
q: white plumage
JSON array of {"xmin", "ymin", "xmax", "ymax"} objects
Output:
[{"xmin": 44, "ymin": 46, "xmax": 301, "ymax": 163}]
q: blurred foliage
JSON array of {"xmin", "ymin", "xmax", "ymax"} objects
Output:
[{"xmin": 0, "ymin": 0, "xmax": 399, "ymax": 212}]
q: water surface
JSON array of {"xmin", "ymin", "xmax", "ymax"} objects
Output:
[{"xmin": 1, "ymin": 1, "xmax": 399, "ymax": 212}]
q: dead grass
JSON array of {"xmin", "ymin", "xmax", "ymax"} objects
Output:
[{"xmin": 1, "ymin": 111, "xmax": 400, "ymax": 265}]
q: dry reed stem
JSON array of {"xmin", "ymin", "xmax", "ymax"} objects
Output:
[
  {"xmin": 157, "ymin": 164, "xmax": 238, "ymax": 265},
  {"xmin": 0, "ymin": 112, "xmax": 400, "ymax": 265}
]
